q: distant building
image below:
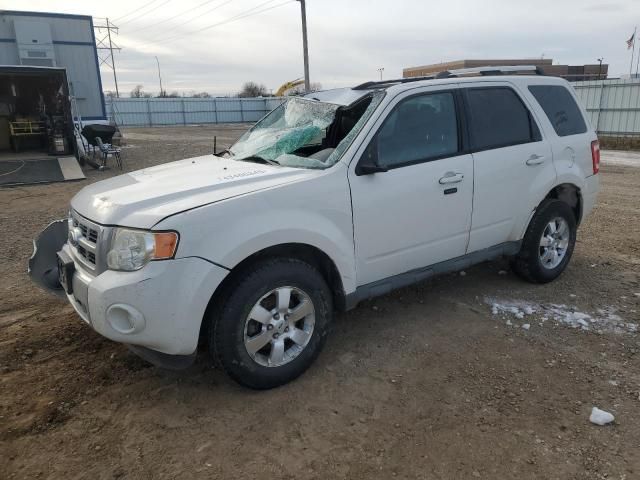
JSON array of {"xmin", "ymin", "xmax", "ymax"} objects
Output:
[
  {"xmin": 403, "ymin": 59, "xmax": 608, "ymax": 82},
  {"xmin": 0, "ymin": 10, "xmax": 106, "ymax": 120}
]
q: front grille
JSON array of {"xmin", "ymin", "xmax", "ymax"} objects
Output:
[
  {"xmin": 73, "ymin": 219, "xmax": 99, "ymax": 244},
  {"xmin": 76, "ymin": 245, "xmax": 96, "ymax": 265},
  {"xmin": 70, "ymin": 212, "xmax": 105, "ymax": 273}
]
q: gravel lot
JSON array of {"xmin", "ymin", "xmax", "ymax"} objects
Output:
[{"xmin": 1, "ymin": 126, "xmax": 639, "ymax": 479}]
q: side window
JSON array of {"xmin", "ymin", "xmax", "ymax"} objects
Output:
[
  {"xmin": 528, "ymin": 85, "xmax": 587, "ymax": 137},
  {"xmin": 375, "ymin": 92, "xmax": 459, "ymax": 168},
  {"xmin": 466, "ymin": 87, "xmax": 539, "ymax": 151}
]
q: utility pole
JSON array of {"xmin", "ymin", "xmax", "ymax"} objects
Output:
[
  {"xmin": 155, "ymin": 56, "xmax": 164, "ymax": 97},
  {"xmin": 94, "ymin": 18, "xmax": 121, "ymax": 97},
  {"xmin": 377, "ymin": 67, "xmax": 384, "ymax": 80},
  {"xmin": 296, "ymin": 0, "xmax": 310, "ymax": 93}
]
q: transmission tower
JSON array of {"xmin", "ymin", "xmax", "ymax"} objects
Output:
[{"xmin": 94, "ymin": 18, "xmax": 122, "ymax": 97}]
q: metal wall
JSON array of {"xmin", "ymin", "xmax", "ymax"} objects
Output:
[
  {"xmin": 573, "ymin": 79, "xmax": 640, "ymax": 137},
  {"xmin": 106, "ymin": 97, "xmax": 287, "ymax": 127},
  {"xmin": 0, "ymin": 11, "xmax": 106, "ymax": 120},
  {"xmin": 106, "ymin": 81, "xmax": 640, "ymax": 137}
]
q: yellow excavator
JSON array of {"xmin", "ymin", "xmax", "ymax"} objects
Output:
[{"xmin": 275, "ymin": 78, "xmax": 305, "ymax": 97}]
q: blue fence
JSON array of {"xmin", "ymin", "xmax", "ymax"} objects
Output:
[
  {"xmin": 106, "ymin": 97, "xmax": 286, "ymax": 127},
  {"xmin": 107, "ymin": 80, "xmax": 640, "ymax": 137}
]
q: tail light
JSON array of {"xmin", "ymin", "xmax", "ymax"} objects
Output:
[{"xmin": 591, "ymin": 140, "xmax": 600, "ymax": 174}]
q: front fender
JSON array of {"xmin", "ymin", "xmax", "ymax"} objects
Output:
[{"xmin": 155, "ymin": 166, "xmax": 357, "ymax": 294}]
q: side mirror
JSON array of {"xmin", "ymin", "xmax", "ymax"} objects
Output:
[{"xmin": 355, "ymin": 135, "xmax": 387, "ymax": 176}]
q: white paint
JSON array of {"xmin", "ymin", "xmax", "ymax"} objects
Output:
[{"xmin": 57, "ymin": 75, "xmax": 601, "ymax": 358}]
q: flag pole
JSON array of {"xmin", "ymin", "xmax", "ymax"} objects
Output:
[
  {"xmin": 636, "ymin": 34, "xmax": 640, "ymax": 76},
  {"xmin": 631, "ymin": 26, "xmax": 637, "ymax": 76}
]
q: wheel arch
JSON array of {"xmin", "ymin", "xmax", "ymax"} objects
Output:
[
  {"xmin": 199, "ymin": 243, "xmax": 347, "ymax": 347},
  {"xmin": 543, "ymin": 182, "xmax": 583, "ymax": 225}
]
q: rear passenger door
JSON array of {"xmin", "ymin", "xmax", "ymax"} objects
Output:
[{"xmin": 463, "ymin": 84, "xmax": 555, "ymax": 253}]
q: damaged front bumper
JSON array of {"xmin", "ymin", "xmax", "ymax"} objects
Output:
[
  {"xmin": 28, "ymin": 219, "xmax": 69, "ymax": 298},
  {"xmin": 28, "ymin": 220, "xmax": 229, "ymax": 370}
]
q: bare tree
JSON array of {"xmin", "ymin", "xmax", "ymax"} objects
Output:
[
  {"xmin": 104, "ymin": 90, "xmax": 117, "ymax": 99},
  {"xmin": 192, "ymin": 91, "xmax": 211, "ymax": 98},
  {"xmin": 238, "ymin": 81, "xmax": 268, "ymax": 98},
  {"xmin": 130, "ymin": 85, "xmax": 152, "ymax": 98}
]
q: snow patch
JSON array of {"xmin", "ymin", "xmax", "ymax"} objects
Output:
[
  {"xmin": 601, "ymin": 149, "xmax": 640, "ymax": 168},
  {"xmin": 486, "ymin": 298, "xmax": 637, "ymax": 334}
]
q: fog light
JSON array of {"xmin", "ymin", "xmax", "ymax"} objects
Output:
[{"xmin": 106, "ymin": 304, "xmax": 145, "ymax": 334}]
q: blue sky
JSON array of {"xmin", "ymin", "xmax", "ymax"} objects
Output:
[{"xmin": 6, "ymin": 0, "xmax": 639, "ymax": 96}]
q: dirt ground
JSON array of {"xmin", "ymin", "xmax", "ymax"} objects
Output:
[{"xmin": 1, "ymin": 125, "xmax": 639, "ymax": 480}]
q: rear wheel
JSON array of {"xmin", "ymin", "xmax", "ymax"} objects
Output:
[
  {"xmin": 210, "ymin": 258, "xmax": 332, "ymax": 389},
  {"xmin": 512, "ymin": 199, "xmax": 577, "ymax": 283}
]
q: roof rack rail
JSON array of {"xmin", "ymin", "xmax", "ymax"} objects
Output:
[{"xmin": 353, "ymin": 65, "xmax": 545, "ymax": 90}]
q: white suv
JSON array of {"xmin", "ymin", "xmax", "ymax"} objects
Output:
[{"xmin": 30, "ymin": 66, "xmax": 600, "ymax": 388}]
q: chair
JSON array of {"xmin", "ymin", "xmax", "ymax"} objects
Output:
[{"xmin": 95, "ymin": 136, "xmax": 122, "ymax": 169}]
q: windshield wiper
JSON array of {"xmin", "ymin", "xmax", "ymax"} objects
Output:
[
  {"xmin": 239, "ymin": 155, "xmax": 280, "ymax": 166},
  {"xmin": 213, "ymin": 149, "xmax": 232, "ymax": 158}
]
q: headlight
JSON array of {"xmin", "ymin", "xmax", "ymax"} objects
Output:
[{"xmin": 107, "ymin": 228, "xmax": 179, "ymax": 271}]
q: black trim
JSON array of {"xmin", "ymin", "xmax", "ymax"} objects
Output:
[
  {"xmin": 53, "ymin": 40, "xmax": 95, "ymax": 46},
  {"xmin": 344, "ymin": 241, "xmax": 522, "ymax": 310},
  {"xmin": 355, "ymin": 89, "xmax": 464, "ymax": 174},
  {"xmin": 460, "ymin": 86, "xmax": 544, "ymax": 153},
  {"xmin": 127, "ymin": 345, "xmax": 196, "ymax": 370},
  {"xmin": 353, "ymin": 67, "xmax": 545, "ymax": 91}
]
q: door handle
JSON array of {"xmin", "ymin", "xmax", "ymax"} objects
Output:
[
  {"xmin": 439, "ymin": 172, "xmax": 464, "ymax": 184},
  {"xmin": 526, "ymin": 154, "xmax": 545, "ymax": 166}
]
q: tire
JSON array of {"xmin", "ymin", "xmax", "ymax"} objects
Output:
[
  {"xmin": 210, "ymin": 258, "xmax": 332, "ymax": 389},
  {"xmin": 512, "ymin": 199, "xmax": 577, "ymax": 283}
]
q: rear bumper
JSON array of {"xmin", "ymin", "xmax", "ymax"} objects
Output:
[
  {"xmin": 581, "ymin": 174, "xmax": 600, "ymax": 221},
  {"xmin": 29, "ymin": 221, "xmax": 229, "ymax": 359}
]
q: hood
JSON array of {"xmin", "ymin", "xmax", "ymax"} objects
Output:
[{"xmin": 71, "ymin": 155, "xmax": 316, "ymax": 228}]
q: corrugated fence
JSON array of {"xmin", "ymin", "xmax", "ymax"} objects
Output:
[
  {"xmin": 573, "ymin": 79, "xmax": 640, "ymax": 137},
  {"xmin": 107, "ymin": 80, "xmax": 640, "ymax": 138},
  {"xmin": 106, "ymin": 97, "xmax": 286, "ymax": 127}
]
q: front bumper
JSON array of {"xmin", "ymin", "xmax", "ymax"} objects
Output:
[{"xmin": 29, "ymin": 221, "xmax": 229, "ymax": 359}]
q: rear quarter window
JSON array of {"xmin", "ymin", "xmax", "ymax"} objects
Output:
[{"xmin": 528, "ymin": 85, "xmax": 587, "ymax": 137}]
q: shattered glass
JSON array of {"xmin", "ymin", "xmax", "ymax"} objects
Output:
[
  {"xmin": 324, "ymin": 91, "xmax": 385, "ymax": 167},
  {"xmin": 230, "ymin": 97, "xmax": 338, "ymax": 162},
  {"xmin": 229, "ymin": 92, "xmax": 385, "ymax": 170}
]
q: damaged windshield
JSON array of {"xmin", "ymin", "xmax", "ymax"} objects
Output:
[{"xmin": 229, "ymin": 92, "xmax": 384, "ymax": 169}]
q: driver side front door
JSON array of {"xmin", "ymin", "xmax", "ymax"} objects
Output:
[{"xmin": 349, "ymin": 88, "xmax": 474, "ymax": 286}]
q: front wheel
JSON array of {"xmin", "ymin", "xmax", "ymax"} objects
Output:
[
  {"xmin": 210, "ymin": 258, "xmax": 332, "ymax": 389},
  {"xmin": 512, "ymin": 199, "xmax": 577, "ymax": 283}
]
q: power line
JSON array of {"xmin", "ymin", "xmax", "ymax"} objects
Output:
[
  {"xmin": 133, "ymin": 0, "xmax": 234, "ymax": 36},
  {"xmin": 119, "ymin": 0, "xmax": 173, "ymax": 26},
  {"xmin": 138, "ymin": 0, "xmax": 290, "ymax": 48},
  {"xmin": 113, "ymin": 0, "xmax": 162, "ymax": 22}
]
